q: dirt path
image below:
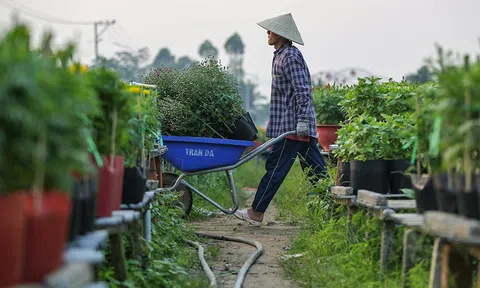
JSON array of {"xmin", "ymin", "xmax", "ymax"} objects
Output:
[{"xmin": 190, "ymin": 190, "xmax": 299, "ymax": 288}]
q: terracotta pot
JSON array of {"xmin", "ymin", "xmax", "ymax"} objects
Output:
[
  {"xmin": 110, "ymin": 155, "xmax": 125, "ymax": 212},
  {"xmin": 96, "ymin": 156, "xmax": 115, "ymax": 218},
  {"xmin": 316, "ymin": 124, "xmax": 341, "ymax": 151},
  {"xmin": 23, "ymin": 192, "xmax": 71, "ymax": 283},
  {"xmin": 0, "ymin": 192, "xmax": 26, "ymax": 287}
]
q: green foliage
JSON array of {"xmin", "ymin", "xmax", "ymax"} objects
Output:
[
  {"xmin": 0, "ymin": 23, "xmax": 99, "ymax": 193},
  {"xmin": 275, "ymin": 161, "xmax": 432, "ymax": 287},
  {"xmin": 144, "ymin": 57, "xmax": 246, "ymax": 138},
  {"xmin": 427, "ymin": 47, "xmax": 480, "ymax": 174},
  {"xmin": 312, "ymin": 85, "xmax": 347, "ymax": 125},
  {"xmin": 118, "ymin": 87, "xmax": 161, "ymax": 168},
  {"xmin": 335, "ymin": 114, "xmax": 414, "ymax": 161},
  {"xmin": 98, "ymin": 193, "xmax": 209, "ymax": 288},
  {"xmin": 88, "ymin": 66, "xmax": 136, "ymax": 158},
  {"xmin": 340, "ymin": 77, "xmax": 416, "ymax": 121}
]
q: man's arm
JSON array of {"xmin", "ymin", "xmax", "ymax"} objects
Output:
[{"xmin": 284, "ymin": 55, "xmax": 311, "ymax": 132}]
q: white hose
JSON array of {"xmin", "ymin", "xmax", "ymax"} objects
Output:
[
  {"xmin": 186, "ymin": 240, "xmax": 217, "ymax": 287},
  {"xmin": 193, "ymin": 232, "xmax": 264, "ymax": 288}
]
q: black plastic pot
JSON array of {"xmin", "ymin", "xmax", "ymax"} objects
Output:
[
  {"xmin": 79, "ymin": 178, "xmax": 98, "ymax": 235},
  {"xmin": 350, "ymin": 160, "xmax": 389, "ymax": 194},
  {"xmin": 388, "ymin": 159, "xmax": 412, "ymax": 194},
  {"xmin": 432, "ymin": 173, "xmax": 457, "ymax": 214},
  {"xmin": 338, "ymin": 161, "xmax": 350, "ymax": 187},
  {"xmin": 122, "ymin": 166, "xmax": 147, "ymax": 205},
  {"xmin": 410, "ymin": 174, "xmax": 438, "ymax": 214},
  {"xmin": 68, "ymin": 180, "xmax": 83, "ymax": 242},
  {"xmin": 455, "ymin": 173, "xmax": 479, "ymax": 220},
  {"xmin": 227, "ymin": 112, "xmax": 258, "ymax": 141}
]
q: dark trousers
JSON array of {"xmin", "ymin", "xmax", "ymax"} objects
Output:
[{"xmin": 252, "ymin": 137, "xmax": 327, "ymax": 213}]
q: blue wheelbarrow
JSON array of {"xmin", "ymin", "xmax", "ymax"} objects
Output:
[{"xmin": 155, "ymin": 130, "xmax": 296, "ymax": 215}]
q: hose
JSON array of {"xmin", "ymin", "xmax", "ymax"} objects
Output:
[
  {"xmin": 186, "ymin": 240, "xmax": 217, "ymax": 287},
  {"xmin": 188, "ymin": 232, "xmax": 264, "ymax": 288}
]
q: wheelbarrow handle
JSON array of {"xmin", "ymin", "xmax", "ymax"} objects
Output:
[{"xmin": 238, "ymin": 130, "xmax": 296, "ymax": 162}]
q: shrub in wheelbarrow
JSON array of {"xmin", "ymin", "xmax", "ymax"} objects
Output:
[{"xmin": 144, "ymin": 57, "xmax": 257, "ymax": 141}]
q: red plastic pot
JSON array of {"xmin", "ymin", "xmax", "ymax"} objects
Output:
[
  {"xmin": 110, "ymin": 155, "xmax": 125, "ymax": 212},
  {"xmin": 0, "ymin": 192, "xmax": 26, "ymax": 287},
  {"xmin": 316, "ymin": 124, "xmax": 341, "ymax": 151},
  {"xmin": 23, "ymin": 192, "xmax": 71, "ymax": 283},
  {"xmin": 96, "ymin": 156, "xmax": 115, "ymax": 218}
]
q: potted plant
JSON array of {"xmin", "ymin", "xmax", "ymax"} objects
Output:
[
  {"xmin": 0, "ymin": 24, "xmax": 31, "ymax": 286},
  {"xmin": 428, "ymin": 49, "xmax": 480, "ymax": 219},
  {"xmin": 0, "ymin": 24, "xmax": 99, "ymax": 282},
  {"xmin": 312, "ymin": 84, "xmax": 347, "ymax": 151},
  {"xmin": 336, "ymin": 115, "xmax": 390, "ymax": 194},
  {"xmin": 89, "ymin": 65, "xmax": 133, "ymax": 217},
  {"xmin": 403, "ymin": 82, "xmax": 441, "ymax": 213},
  {"xmin": 379, "ymin": 114, "xmax": 416, "ymax": 194},
  {"xmin": 120, "ymin": 86, "xmax": 160, "ymax": 204}
]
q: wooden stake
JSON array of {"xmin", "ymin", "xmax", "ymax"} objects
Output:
[
  {"xmin": 415, "ymin": 92, "xmax": 422, "ymax": 178},
  {"xmin": 463, "ymin": 56, "xmax": 472, "ymax": 192},
  {"xmin": 32, "ymin": 131, "xmax": 46, "ymax": 212},
  {"xmin": 138, "ymin": 95, "xmax": 146, "ymax": 176},
  {"xmin": 110, "ymin": 107, "xmax": 117, "ymax": 169}
]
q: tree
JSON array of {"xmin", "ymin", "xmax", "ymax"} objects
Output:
[
  {"xmin": 94, "ymin": 46, "xmax": 150, "ymax": 81},
  {"xmin": 405, "ymin": 65, "xmax": 434, "ymax": 84},
  {"xmin": 151, "ymin": 47, "xmax": 175, "ymax": 68},
  {"xmin": 224, "ymin": 32, "xmax": 245, "ymax": 80},
  {"xmin": 198, "ymin": 40, "xmax": 218, "ymax": 59},
  {"xmin": 177, "ymin": 56, "xmax": 194, "ymax": 70}
]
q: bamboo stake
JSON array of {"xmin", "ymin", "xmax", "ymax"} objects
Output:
[
  {"xmin": 110, "ymin": 107, "xmax": 118, "ymax": 169},
  {"xmin": 138, "ymin": 95, "xmax": 146, "ymax": 176},
  {"xmin": 415, "ymin": 91, "xmax": 422, "ymax": 179},
  {"xmin": 464, "ymin": 56, "xmax": 472, "ymax": 192},
  {"xmin": 32, "ymin": 131, "xmax": 46, "ymax": 212}
]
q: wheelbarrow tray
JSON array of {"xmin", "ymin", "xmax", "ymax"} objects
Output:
[{"xmin": 162, "ymin": 136, "xmax": 254, "ymax": 172}]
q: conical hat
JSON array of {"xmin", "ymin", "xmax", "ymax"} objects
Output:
[{"xmin": 257, "ymin": 13, "xmax": 304, "ymax": 45}]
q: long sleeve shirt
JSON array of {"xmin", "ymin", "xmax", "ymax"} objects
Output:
[{"xmin": 266, "ymin": 43, "xmax": 317, "ymax": 139}]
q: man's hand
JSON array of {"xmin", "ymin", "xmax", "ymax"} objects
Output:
[{"xmin": 296, "ymin": 121, "xmax": 309, "ymax": 137}]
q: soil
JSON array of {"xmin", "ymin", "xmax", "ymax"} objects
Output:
[{"xmin": 190, "ymin": 190, "xmax": 300, "ymax": 288}]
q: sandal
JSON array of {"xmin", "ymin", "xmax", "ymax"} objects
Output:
[{"xmin": 233, "ymin": 209, "xmax": 262, "ymax": 227}]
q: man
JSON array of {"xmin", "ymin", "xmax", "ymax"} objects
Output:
[{"xmin": 234, "ymin": 13, "xmax": 327, "ymax": 226}]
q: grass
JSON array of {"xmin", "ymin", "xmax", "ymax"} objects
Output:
[
  {"xmin": 185, "ymin": 156, "xmax": 266, "ymax": 219},
  {"xmin": 97, "ymin": 156, "xmax": 265, "ymax": 287},
  {"xmin": 274, "ymin": 159, "xmax": 433, "ymax": 288}
]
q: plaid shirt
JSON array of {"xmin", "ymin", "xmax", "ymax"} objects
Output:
[{"xmin": 266, "ymin": 43, "xmax": 317, "ymax": 138}]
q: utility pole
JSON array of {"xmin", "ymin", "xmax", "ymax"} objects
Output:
[{"xmin": 94, "ymin": 19, "xmax": 116, "ymax": 60}]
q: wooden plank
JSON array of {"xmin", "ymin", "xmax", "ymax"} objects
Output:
[
  {"xmin": 357, "ymin": 189, "xmax": 388, "ymax": 208},
  {"xmin": 424, "ymin": 212, "xmax": 480, "ymax": 245},
  {"xmin": 402, "ymin": 229, "xmax": 420, "ymax": 288},
  {"xmin": 44, "ymin": 262, "xmax": 94, "ymax": 288},
  {"xmin": 110, "ymin": 233, "xmax": 128, "ymax": 281},
  {"xmin": 387, "ymin": 200, "xmax": 416, "ymax": 211},
  {"xmin": 388, "ymin": 213, "xmax": 424, "ymax": 228},
  {"xmin": 331, "ymin": 186, "xmax": 353, "ymax": 196}
]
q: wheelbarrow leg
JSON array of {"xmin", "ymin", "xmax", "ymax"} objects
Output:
[{"xmin": 180, "ymin": 170, "xmax": 239, "ymax": 214}]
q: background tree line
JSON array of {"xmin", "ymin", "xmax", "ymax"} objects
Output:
[{"xmin": 94, "ymin": 33, "xmax": 270, "ymax": 126}]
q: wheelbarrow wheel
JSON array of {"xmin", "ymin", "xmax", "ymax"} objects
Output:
[{"xmin": 161, "ymin": 173, "xmax": 193, "ymax": 216}]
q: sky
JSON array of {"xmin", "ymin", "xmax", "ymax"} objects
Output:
[{"xmin": 0, "ymin": 0, "xmax": 479, "ymax": 98}]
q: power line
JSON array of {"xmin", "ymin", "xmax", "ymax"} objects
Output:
[
  {"xmin": 0, "ymin": 0, "xmax": 116, "ymax": 60},
  {"xmin": 0, "ymin": 0, "xmax": 94, "ymax": 25}
]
